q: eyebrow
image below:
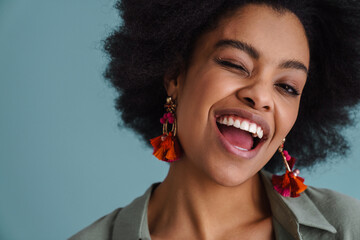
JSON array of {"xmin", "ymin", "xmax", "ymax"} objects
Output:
[
  {"xmin": 215, "ymin": 39, "xmax": 260, "ymax": 59},
  {"xmin": 214, "ymin": 39, "xmax": 308, "ymax": 74},
  {"xmin": 279, "ymin": 60, "xmax": 308, "ymax": 75}
]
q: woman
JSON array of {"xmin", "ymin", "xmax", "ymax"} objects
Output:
[{"xmin": 70, "ymin": 0, "xmax": 360, "ymax": 239}]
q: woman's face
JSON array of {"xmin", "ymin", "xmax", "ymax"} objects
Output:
[{"xmin": 169, "ymin": 4, "xmax": 309, "ymax": 186}]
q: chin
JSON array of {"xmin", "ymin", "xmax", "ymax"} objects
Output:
[{"xmin": 204, "ymin": 162, "xmax": 258, "ymax": 187}]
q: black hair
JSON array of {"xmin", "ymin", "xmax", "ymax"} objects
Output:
[{"xmin": 104, "ymin": 0, "xmax": 360, "ymax": 172}]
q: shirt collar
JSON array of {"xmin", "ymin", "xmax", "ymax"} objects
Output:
[
  {"xmin": 113, "ymin": 171, "xmax": 336, "ymax": 240},
  {"xmin": 260, "ymin": 170, "xmax": 337, "ymax": 240},
  {"xmin": 112, "ymin": 184, "xmax": 155, "ymax": 240}
]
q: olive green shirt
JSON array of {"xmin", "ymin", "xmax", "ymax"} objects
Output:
[{"xmin": 69, "ymin": 170, "xmax": 360, "ymax": 240}]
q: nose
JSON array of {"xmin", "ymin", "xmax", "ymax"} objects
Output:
[{"xmin": 236, "ymin": 81, "xmax": 274, "ymax": 111}]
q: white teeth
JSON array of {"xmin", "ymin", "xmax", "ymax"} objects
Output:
[
  {"xmin": 256, "ymin": 126, "xmax": 261, "ymax": 134},
  {"xmin": 234, "ymin": 146, "xmax": 249, "ymax": 151},
  {"xmin": 249, "ymin": 123, "xmax": 257, "ymax": 134},
  {"xmin": 240, "ymin": 120, "xmax": 249, "ymax": 131},
  {"xmin": 228, "ymin": 117, "xmax": 234, "ymax": 126},
  {"xmin": 223, "ymin": 117, "xmax": 228, "ymax": 125},
  {"xmin": 256, "ymin": 127, "xmax": 263, "ymax": 139},
  {"xmin": 218, "ymin": 116, "xmax": 264, "ymax": 139},
  {"xmin": 234, "ymin": 119, "xmax": 241, "ymax": 128}
]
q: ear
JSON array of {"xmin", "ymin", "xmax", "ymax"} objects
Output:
[
  {"xmin": 164, "ymin": 57, "xmax": 186, "ymax": 99},
  {"xmin": 164, "ymin": 72, "xmax": 182, "ymax": 99}
]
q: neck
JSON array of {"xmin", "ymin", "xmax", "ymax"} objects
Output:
[{"xmin": 148, "ymin": 159, "xmax": 272, "ymax": 239}]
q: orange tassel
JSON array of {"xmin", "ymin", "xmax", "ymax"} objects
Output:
[
  {"xmin": 150, "ymin": 135, "xmax": 163, "ymax": 148},
  {"xmin": 150, "ymin": 132, "xmax": 181, "ymax": 162},
  {"xmin": 272, "ymin": 170, "xmax": 307, "ymax": 198}
]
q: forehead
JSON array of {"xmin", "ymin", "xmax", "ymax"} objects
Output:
[{"xmin": 195, "ymin": 4, "xmax": 310, "ymax": 67}]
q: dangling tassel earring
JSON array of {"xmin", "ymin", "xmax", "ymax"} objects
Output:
[
  {"xmin": 271, "ymin": 139, "xmax": 307, "ymax": 198},
  {"xmin": 150, "ymin": 97, "xmax": 182, "ymax": 162}
]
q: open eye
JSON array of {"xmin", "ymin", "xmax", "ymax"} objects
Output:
[
  {"xmin": 214, "ymin": 58, "xmax": 250, "ymax": 76},
  {"xmin": 276, "ymin": 83, "xmax": 300, "ymax": 96}
]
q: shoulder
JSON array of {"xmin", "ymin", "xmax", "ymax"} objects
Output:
[
  {"xmin": 305, "ymin": 186, "xmax": 360, "ymax": 237},
  {"xmin": 68, "ymin": 183, "xmax": 156, "ymax": 240},
  {"xmin": 68, "ymin": 208, "xmax": 122, "ymax": 240},
  {"xmin": 305, "ymin": 186, "xmax": 360, "ymax": 218}
]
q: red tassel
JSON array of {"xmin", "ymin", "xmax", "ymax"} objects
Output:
[
  {"xmin": 150, "ymin": 132, "xmax": 181, "ymax": 162},
  {"xmin": 272, "ymin": 170, "xmax": 307, "ymax": 198}
]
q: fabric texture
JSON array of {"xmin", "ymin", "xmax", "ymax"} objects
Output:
[{"xmin": 69, "ymin": 170, "xmax": 360, "ymax": 240}]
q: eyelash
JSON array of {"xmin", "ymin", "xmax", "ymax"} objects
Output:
[
  {"xmin": 215, "ymin": 58, "xmax": 249, "ymax": 75},
  {"xmin": 275, "ymin": 83, "xmax": 300, "ymax": 96}
]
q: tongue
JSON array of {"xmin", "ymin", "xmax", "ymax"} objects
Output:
[{"xmin": 219, "ymin": 124, "xmax": 254, "ymax": 150}]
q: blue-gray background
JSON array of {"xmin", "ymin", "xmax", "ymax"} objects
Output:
[{"xmin": 0, "ymin": 1, "xmax": 359, "ymax": 239}]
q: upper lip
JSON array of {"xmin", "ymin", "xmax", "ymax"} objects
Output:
[{"xmin": 214, "ymin": 108, "xmax": 270, "ymax": 140}]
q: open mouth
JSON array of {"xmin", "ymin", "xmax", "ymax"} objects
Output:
[{"xmin": 216, "ymin": 115, "xmax": 265, "ymax": 152}]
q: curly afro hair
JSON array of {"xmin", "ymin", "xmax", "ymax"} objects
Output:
[{"xmin": 104, "ymin": 0, "xmax": 360, "ymax": 172}]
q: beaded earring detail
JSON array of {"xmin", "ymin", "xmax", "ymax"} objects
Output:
[
  {"xmin": 150, "ymin": 97, "xmax": 181, "ymax": 162},
  {"xmin": 271, "ymin": 139, "xmax": 307, "ymax": 198}
]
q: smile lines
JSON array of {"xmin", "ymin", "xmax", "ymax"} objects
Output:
[{"xmin": 216, "ymin": 115, "xmax": 264, "ymax": 139}]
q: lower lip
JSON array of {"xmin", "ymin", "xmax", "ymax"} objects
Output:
[{"xmin": 213, "ymin": 118, "xmax": 266, "ymax": 159}]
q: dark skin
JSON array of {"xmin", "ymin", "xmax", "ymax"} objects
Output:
[{"xmin": 148, "ymin": 4, "xmax": 309, "ymax": 239}]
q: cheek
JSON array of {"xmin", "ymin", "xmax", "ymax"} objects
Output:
[
  {"xmin": 176, "ymin": 69, "xmax": 230, "ymax": 152},
  {"xmin": 275, "ymin": 97, "xmax": 300, "ymax": 137},
  {"xmin": 264, "ymin": 99, "xmax": 300, "ymax": 164}
]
